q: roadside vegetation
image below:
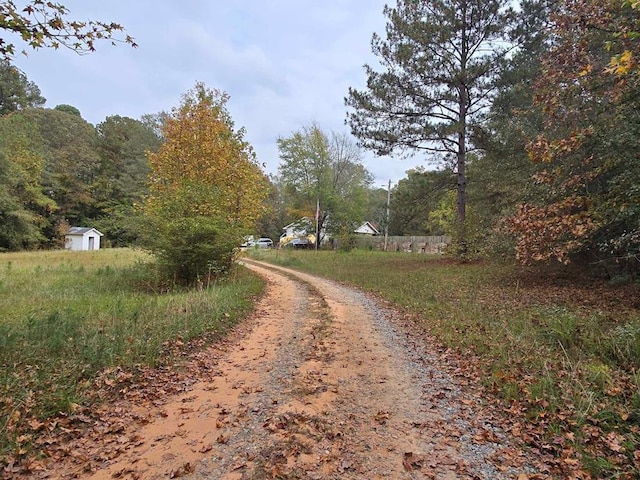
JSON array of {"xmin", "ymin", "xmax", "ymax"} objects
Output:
[
  {"xmin": 0, "ymin": 248, "xmax": 264, "ymax": 460},
  {"xmin": 250, "ymin": 249, "xmax": 640, "ymax": 478}
]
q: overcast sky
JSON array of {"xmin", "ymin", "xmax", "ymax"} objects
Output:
[{"xmin": 10, "ymin": 1, "xmax": 428, "ymax": 186}]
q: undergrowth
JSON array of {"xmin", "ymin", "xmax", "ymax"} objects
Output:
[
  {"xmin": 250, "ymin": 249, "xmax": 640, "ymax": 478},
  {"xmin": 0, "ymin": 248, "xmax": 264, "ymax": 460}
]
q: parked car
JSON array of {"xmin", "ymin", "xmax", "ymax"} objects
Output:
[
  {"xmin": 256, "ymin": 237, "xmax": 273, "ymax": 248},
  {"xmin": 282, "ymin": 238, "xmax": 313, "ymax": 249}
]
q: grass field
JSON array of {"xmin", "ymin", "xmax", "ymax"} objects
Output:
[
  {"xmin": 250, "ymin": 249, "xmax": 640, "ymax": 478},
  {"xmin": 0, "ymin": 248, "xmax": 264, "ymax": 458},
  {"xmin": 3, "ymin": 247, "xmax": 639, "ymax": 476}
]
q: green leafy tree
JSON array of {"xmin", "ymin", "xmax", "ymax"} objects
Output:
[
  {"xmin": 346, "ymin": 0, "xmax": 513, "ymax": 250},
  {"xmin": 141, "ymin": 83, "xmax": 269, "ymax": 284},
  {"xmin": 363, "ymin": 185, "xmax": 389, "ymax": 237},
  {"xmin": 20, "ymin": 107, "xmax": 100, "ymax": 236},
  {"xmin": 140, "ymin": 112, "xmax": 169, "ymax": 140},
  {"xmin": 277, "ymin": 124, "xmax": 373, "ymax": 246},
  {"xmin": 93, "ymin": 115, "xmax": 162, "ymax": 246},
  {"xmin": 469, "ymin": 0, "xmax": 554, "ymax": 255},
  {"xmin": 0, "ymin": 112, "xmax": 52, "ymax": 249},
  {"xmin": 0, "ymin": 150, "xmax": 35, "ymax": 250},
  {"xmin": 606, "ymin": 0, "xmax": 640, "ymax": 75},
  {"xmin": 254, "ymin": 176, "xmax": 289, "ymax": 243},
  {"xmin": 0, "ymin": 1, "xmax": 136, "ymax": 59},
  {"xmin": 389, "ymin": 167, "xmax": 452, "ymax": 235},
  {"xmin": 54, "ymin": 104, "xmax": 81, "ymax": 117},
  {"xmin": 0, "ymin": 59, "xmax": 45, "ymax": 115}
]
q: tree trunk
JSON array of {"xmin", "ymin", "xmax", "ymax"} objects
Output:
[
  {"xmin": 457, "ymin": 1, "xmax": 468, "ymax": 254},
  {"xmin": 456, "ymin": 120, "xmax": 467, "ymax": 255}
]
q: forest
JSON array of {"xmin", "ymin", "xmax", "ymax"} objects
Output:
[{"xmin": 0, "ymin": 61, "xmax": 163, "ymax": 250}]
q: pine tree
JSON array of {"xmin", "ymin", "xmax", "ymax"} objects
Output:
[{"xmin": 346, "ymin": 0, "xmax": 513, "ymax": 250}]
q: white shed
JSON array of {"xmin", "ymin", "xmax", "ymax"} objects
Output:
[{"xmin": 65, "ymin": 227, "xmax": 104, "ymax": 251}]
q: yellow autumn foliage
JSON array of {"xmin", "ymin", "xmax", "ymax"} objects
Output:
[
  {"xmin": 145, "ymin": 83, "xmax": 268, "ymax": 228},
  {"xmin": 141, "ymin": 83, "xmax": 269, "ymax": 282},
  {"xmin": 604, "ymin": 1, "xmax": 640, "ymax": 76},
  {"xmin": 606, "ymin": 49, "xmax": 635, "ymax": 76}
]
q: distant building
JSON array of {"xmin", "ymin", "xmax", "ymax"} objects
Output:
[
  {"xmin": 280, "ymin": 218, "xmax": 316, "ymax": 247},
  {"xmin": 65, "ymin": 227, "xmax": 104, "ymax": 251},
  {"xmin": 354, "ymin": 221, "xmax": 381, "ymax": 236}
]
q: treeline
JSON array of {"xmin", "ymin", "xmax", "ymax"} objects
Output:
[
  {"xmin": 476, "ymin": 0, "xmax": 640, "ymax": 278},
  {"xmin": 345, "ymin": 0, "xmax": 640, "ymax": 279},
  {"xmin": 2, "ymin": 0, "xmax": 640, "ymax": 280},
  {"xmin": 0, "ymin": 60, "xmax": 163, "ymax": 250}
]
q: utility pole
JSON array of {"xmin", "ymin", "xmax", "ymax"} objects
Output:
[{"xmin": 384, "ymin": 179, "xmax": 390, "ymax": 252}]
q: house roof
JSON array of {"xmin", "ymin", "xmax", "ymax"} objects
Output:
[
  {"xmin": 282, "ymin": 217, "xmax": 313, "ymax": 230},
  {"xmin": 66, "ymin": 227, "xmax": 104, "ymax": 236},
  {"xmin": 354, "ymin": 221, "xmax": 381, "ymax": 235}
]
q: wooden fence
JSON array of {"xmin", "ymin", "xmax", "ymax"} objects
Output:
[{"xmin": 350, "ymin": 235, "xmax": 451, "ymax": 254}]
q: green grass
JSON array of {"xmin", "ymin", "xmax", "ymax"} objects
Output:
[
  {"xmin": 0, "ymin": 248, "xmax": 264, "ymax": 458},
  {"xmin": 250, "ymin": 249, "xmax": 640, "ymax": 478}
]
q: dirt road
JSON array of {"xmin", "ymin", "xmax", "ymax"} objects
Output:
[{"xmin": 37, "ymin": 259, "xmax": 533, "ymax": 479}]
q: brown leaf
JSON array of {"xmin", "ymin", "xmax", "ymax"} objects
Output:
[
  {"xmin": 199, "ymin": 443, "xmax": 213, "ymax": 453},
  {"xmin": 169, "ymin": 462, "xmax": 194, "ymax": 478},
  {"xmin": 374, "ymin": 410, "xmax": 391, "ymax": 425},
  {"xmin": 473, "ymin": 428, "xmax": 499, "ymax": 443},
  {"xmin": 604, "ymin": 431, "xmax": 625, "ymax": 453},
  {"xmin": 403, "ymin": 452, "xmax": 427, "ymax": 471},
  {"xmin": 28, "ymin": 419, "xmax": 45, "ymax": 431}
]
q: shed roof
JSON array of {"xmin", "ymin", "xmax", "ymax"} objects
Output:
[{"xmin": 66, "ymin": 227, "xmax": 104, "ymax": 236}]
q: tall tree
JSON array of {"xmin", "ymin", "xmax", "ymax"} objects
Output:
[
  {"xmin": 363, "ymin": 185, "xmax": 390, "ymax": 237},
  {"xmin": 346, "ymin": 0, "xmax": 513, "ymax": 248},
  {"xmin": 0, "ymin": 59, "xmax": 45, "ymax": 115},
  {"xmin": 389, "ymin": 167, "xmax": 452, "ymax": 235},
  {"xmin": 255, "ymin": 176, "xmax": 289, "ymax": 243},
  {"xmin": 469, "ymin": 0, "xmax": 554, "ymax": 254},
  {"xmin": 93, "ymin": 115, "xmax": 162, "ymax": 246},
  {"xmin": 141, "ymin": 83, "xmax": 269, "ymax": 283},
  {"xmin": 507, "ymin": 0, "xmax": 640, "ymax": 274},
  {"xmin": 0, "ymin": 112, "xmax": 52, "ymax": 249},
  {"xmin": 277, "ymin": 124, "xmax": 372, "ymax": 245},
  {"xmin": 0, "ymin": 1, "xmax": 136, "ymax": 59},
  {"xmin": 21, "ymin": 107, "xmax": 100, "ymax": 234}
]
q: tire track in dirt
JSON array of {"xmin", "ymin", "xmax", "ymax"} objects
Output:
[
  {"xmin": 237, "ymin": 260, "xmax": 522, "ymax": 480},
  {"xmin": 35, "ymin": 259, "xmax": 533, "ymax": 479}
]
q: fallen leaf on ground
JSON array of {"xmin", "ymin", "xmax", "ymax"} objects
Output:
[{"xmin": 403, "ymin": 452, "xmax": 427, "ymax": 471}]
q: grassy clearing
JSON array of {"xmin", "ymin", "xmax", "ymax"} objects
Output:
[
  {"xmin": 250, "ymin": 249, "xmax": 640, "ymax": 478},
  {"xmin": 0, "ymin": 248, "xmax": 264, "ymax": 458}
]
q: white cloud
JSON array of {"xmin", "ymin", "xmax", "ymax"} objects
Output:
[{"xmin": 10, "ymin": 0, "xmax": 425, "ymax": 184}]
